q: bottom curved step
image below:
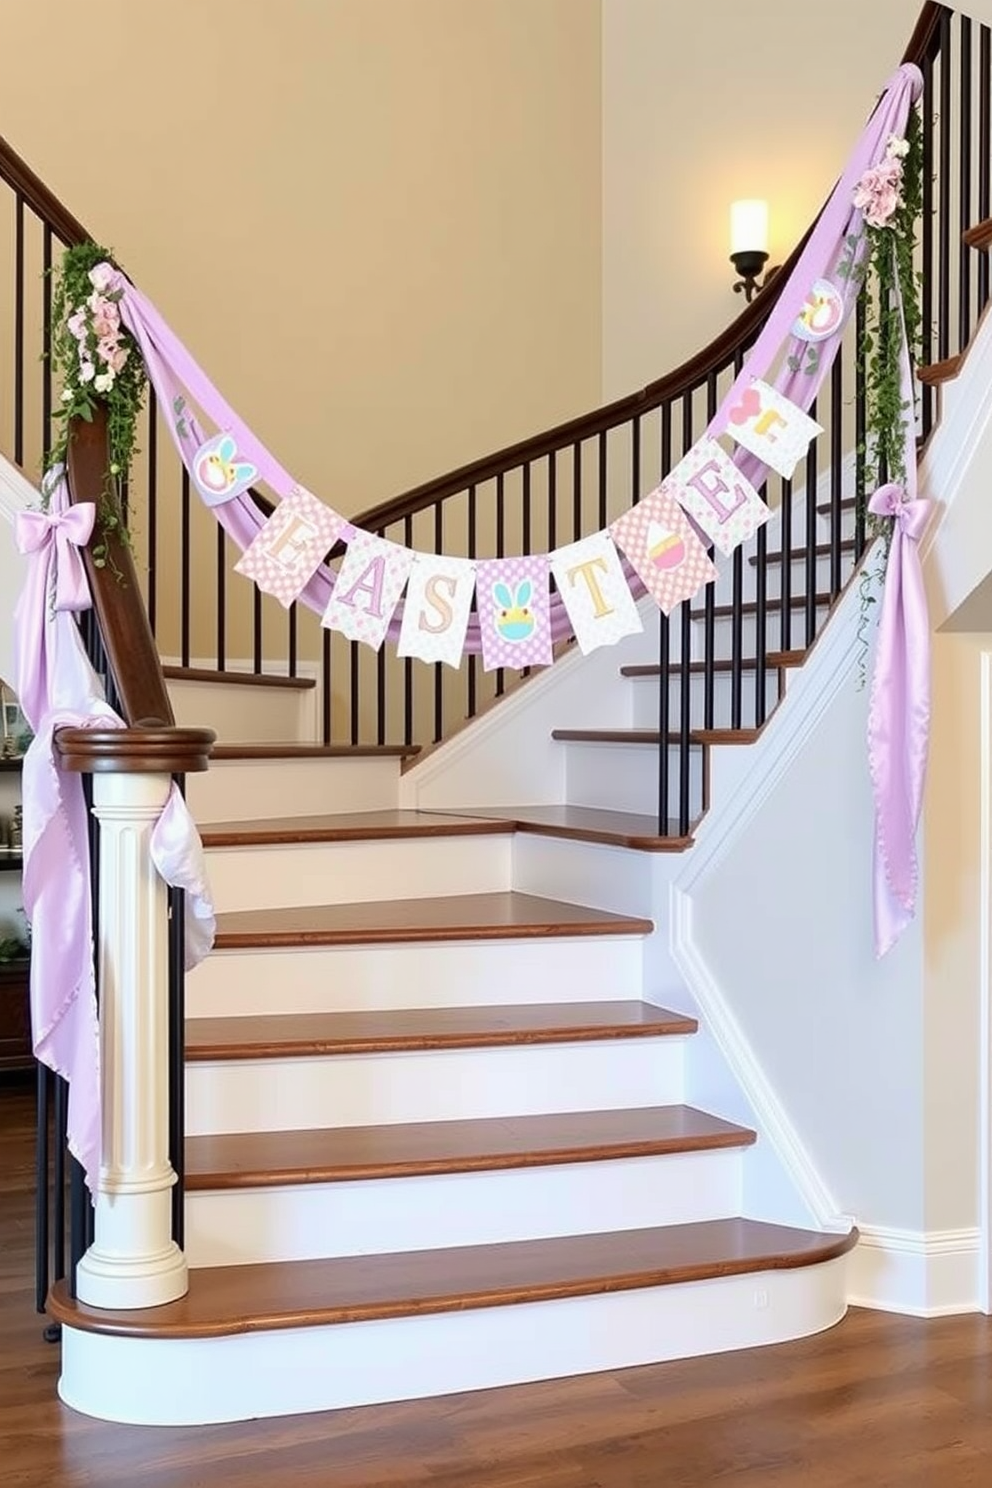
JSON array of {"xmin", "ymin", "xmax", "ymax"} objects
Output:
[{"xmin": 51, "ymin": 1219, "xmax": 857, "ymax": 1426}]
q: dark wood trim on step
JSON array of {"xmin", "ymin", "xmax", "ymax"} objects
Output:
[
  {"xmin": 438, "ymin": 805, "xmax": 697, "ymax": 852},
  {"xmin": 210, "ymin": 743, "xmax": 420, "ymax": 761},
  {"xmin": 185, "ymin": 1106, "xmax": 755, "ymax": 1190},
  {"xmin": 199, "ymin": 810, "xmax": 514, "ymax": 848},
  {"xmin": 816, "ymin": 496, "xmax": 856, "ymax": 516},
  {"xmin": 766, "ymin": 649, "xmax": 807, "ymax": 668},
  {"xmin": 551, "ymin": 728, "xmax": 760, "ymax": 747},
  {"xmin": 163, "ymin": 666, "xmax": 316, "ymax": 691},
  {"xmin": 917, "ymin": 354, "xmax": 963, "ymax": 386},
  {"xmin": 750, "ymin": 540, "xmax": 856, "ymax": 567},
  {"xmin": 213, "ymin": 892, "xmax": 653, "ymax": 951},
  {"xmin": 620, "ymin": 653, "xmax": 805, "ymax": 679},
  {"xmin": 47, "ymin": 1219, "xmax": 858, "ymax": 1339},
  {"xmin": 963, "ymin": 216, "xmax": 992, "ymax": 251},
  {"xmin": 690, "ymin": 593, "xmax": 833, "ymax": 621},
  {"xmin": 55, "ymin": 726, "xmax": 215, "ymax": 776},
  {"xmin": 185, "ymin": 1002, "xmax": 698, "ymax": 1061}
]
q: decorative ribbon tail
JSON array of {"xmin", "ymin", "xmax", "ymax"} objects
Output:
[{"xmin": 15, "ymin": 503, "xmax": 97, "ymax": 613}]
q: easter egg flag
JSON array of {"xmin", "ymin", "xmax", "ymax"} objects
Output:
[
  {"xmin": 397, "ymin": 554, "xmax": 477, "ymax": 668},
  {"xmin": 666, "ymin": 437, "xmax": 771, "ymax": 557},
  {"xmin": 725, "ymin": 379, "xmax": 823, "ymax": 480},
  {"xmin": 234, "ymin": 486, "xmax": 346, "ymax": 608},
  {"xmin": 191, "ymin": 431, "xmax": 259, "ymax": 508},
  {"xmin": 476, "ymin": 556, "xmax": 553, "ymax": 673},
  {"xmin": 612, "ymin": 486, "xmax": 718, "ymax": 616},
  {"xmin": 550, "ymin": 532, "xmax": 642, "ymax": 655},
  {"xmin": 322, "ymin": 530, "xmax": 414, "ymax": 650}
]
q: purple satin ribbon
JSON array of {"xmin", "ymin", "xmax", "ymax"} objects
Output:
[{"xmin": 15, "ymin": 503, "xmax": 96, "ymax": 612}]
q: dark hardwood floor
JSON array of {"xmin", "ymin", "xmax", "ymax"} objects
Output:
[{"xmin": 3, "ymin": 1082, "xmax": 992, "ymax": 1487}]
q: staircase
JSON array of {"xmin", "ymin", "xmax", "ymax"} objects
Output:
[{"xmin": 48, "ymin": 652, "xmax": 855, "ymax": 1425}]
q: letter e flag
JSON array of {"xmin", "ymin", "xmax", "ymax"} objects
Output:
[{"xmin": 234, "ymin": 486, "xmax": 345, "ymax": 607}]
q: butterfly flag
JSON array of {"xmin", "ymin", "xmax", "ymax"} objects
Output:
[
  {"xmin": 725, "ymin": 379, "xmax": 823, "ymax": 480},
  {"xmin": 611, "ymin": 486, "xmax": 718, "ymax": 616},
  {"xmin": 550, "ymin": 531, "xmax": 642, "ymax": 655},
  {"xmin": 191, "ymin": 431, "xmax": 259, "ymax": 508},
  {"xmin": 397, "ymin": 554, "xmax": 476, "ymax": 667},
  {"xmin": 233, "ymin": 487, "xmax": 346, "ymax": 608},
  {"xmin": 667, "ymin": 437, "xmax": 771, "ymax": 557},
  {"xmin": 476, "ymin": 556, "xmax": 553, "ymax": 672},
  {"xmin": 321, "ymin": 530, "xmax": 414, "ymax": 649}
]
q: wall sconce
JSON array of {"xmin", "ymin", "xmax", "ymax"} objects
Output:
[{"xmin": 729, "ymin": 199, "xmax": 779, "ymax": 302}]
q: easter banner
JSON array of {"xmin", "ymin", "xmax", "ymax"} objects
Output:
[
  {"xmin": 234, "ymin": 486, "xmax": 346, "ymax": 608},
  {"xmin": 476, "ymin": 556, "xmax": 554, "ymax": 672},
  {"xmin": 549, "ymin": 532, "xmax": 643, "ymax": 655},
  {"xmin": 321, "ymin": 531, "xmax": 414, "ymax": 649},
  {"xmin": 612, "ymin": 486, "xmax": 718, "ymax": 616},
  {"xmin": 397, "ymin": 554, "xmax": 477, "ymax": 667},
  {"xmin": 666, "ymin": 439, "xmax": 771, "ymax": 558}
]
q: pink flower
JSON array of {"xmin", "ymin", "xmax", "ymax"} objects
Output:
[
  {"xmin": 853, "ymin": 156, "xmax": 904, "ymax": 228},
  {"xmin": 87, "ymin": 293, "xmax": 120, "ymax": 339},
  {"xmin": 66, "ymin": 309, "xmax": 88, "ymax": 342},
  {"xmin": 97, "ymin": 338, "xmax": 129, "ymax": 373}
]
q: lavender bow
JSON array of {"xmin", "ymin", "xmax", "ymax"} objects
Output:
[
  {"xmin": 15, "ymin": 503, "xmax": 96, "ymax": 612},
  {"xmin": 866, "ymin": 482, "xmax": 933, "ymax": 957}
]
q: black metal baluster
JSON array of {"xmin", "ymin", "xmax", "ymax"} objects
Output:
[
  {"xmin": 14, "ymin": 195, "xmax": 24, "ymax": 467},
  {"xmin": 404, "ymin": 514, "xmax": 414, "ymax": 745},
  {"xmin": 42, "ymin": 227, "xmax": 53, "ymax": 466},
  {"xmin": 805, "ymin": 399, "xmax": 819, "ymax": 647},
  {"xmin": 702, "ymin": 376, "xmax": 718, "ymax": 731},
  {"xmin": 181, "ymin": 468, "xmax": 192, "ymax": 668},
  {"xmin": 572, "ymin": 442, "xmax": 582, "ymax": 541},
  {"xmin": 548, "ymin": 453, "xmax": 557, "ymax": 553},
  {"xmin": 657, "ymin": 402, "xmax": 673, "ymax": 834},
  {"xmin": 938, "ymin": 10, "xmax": 952, "ymax": 363},
  {"xmin": 35, "ymin": 1065, "xmax": 50, "ymax": 1316},
  {"xmin": 495, "ymin": 473, "xmax": 505, "ymax": 699},
  {"xmin": 215, "ymin": 525, "xmax": 226, "ymax": 670},
  {"xmin": 322, "ymin": 627, "xmax": 332, "ymax": 744},
  {"xmin": 979, "ymin": 26, "xmax": 991, "ymax": 313},
  {"xmin": 350, "ymin": 642, "xmax": 360, "ymax": 746},
  {"xmin": 599, "ymin": 431, "xmax": 610, "ymax": 526},
  {"xmin": 678, "ymin": 392, "xmax": 694, "ymax": 833},
  {"xmin": 434, "ymin": 505, "xmax": 444, "ymax": 742},
  {"xmin": 829, "ymin": 353, "xmax": 844, "ymax": 597},
  {"xmin": 729, "ymin": 348, "xmax": 745, "ymax": 731},
  {"xmin": 52, "ymin": 1077, "xmax": 67, "ymax": 1288},
  {"xmin": 287, "ymin": 603, "xmax": 298, "ymax": 680},
  {"xmin": 252, "ymin": 575, "xmax": 263, "ymax": 677},
  {"xmin": 147, "ymin": 388, "xmax": 159, "ymax": 636},
  {"xmin": 855, "ymin": 290, "xmax": 868, "ymax": 557},
  {"xmin": 780, "ymin": 476, "xmax": 793, "ymax": 655},
  {"xmin": 376, "ymin": 526, "xmax": 387, "ymax": 747},
  {"xmin": 960, "ymin": 15, "xmax": 974, "ymax": 353},
  {"xmin": 467, "ymin": 488, "xmax": 477, "ymax": 720},
  {"xmin": 754, "ymin": 514, "xmax": 769, "ymax": 726},
  {"xmin": 522, "ymin": 465, "xmax": 532, "ymax": 556}
]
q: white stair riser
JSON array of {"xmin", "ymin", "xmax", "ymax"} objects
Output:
[
  {"xmin": 561, "ymin": 739, "xmax": 704, "ymax": 819},
  {"xmin": 58, "ymin": 1258, "xmax": 849, "ymax": 1424},
  {"xmin": 188, "ymin": 936, "xmax": 647, "ymax": 1017},
  {"xmin": 186, "ymin": 1150, "xmax": 741, "ymax": 1266},
  {"xmin": 760, "ymin": 553, "xmax": 855, "ymax": 599},
  {"xmin": 186, "ymin": 1037, "xmax": 687, "ymax": 1135},
  {"xmin": 167, "ymin": 679, "xmax": 314, "ymax": 744},
  {"xmin": 186, "ymin": 756, "xmax": 402, "ymax": 821},
  {"xmin": 205, "ymin": 833, "xmax": 514, "ymax": 913},
  {"xmin": 629, "ymin": 670, "xmax": 781, "ymax": 730},
  {"xmin": 685, "ymin": 606, "xmax": 829, "ymax": 661}
]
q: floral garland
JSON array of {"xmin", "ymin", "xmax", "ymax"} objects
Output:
[
  {"xmin": 46, "ymin": 243, "xmax": 146, "ymax": 572},
  {"xmin": 852, "ymin": 106, "xmax": 923, "ymax": 674}
]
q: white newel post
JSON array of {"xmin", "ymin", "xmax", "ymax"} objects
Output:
[{"xmin": 59, "ymin": 727, "xmax": 214, "ymax": 1311}]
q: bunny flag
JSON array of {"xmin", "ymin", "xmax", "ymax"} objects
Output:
[{"xmin": 476, "ymin": 556, "xmax": 554, "ymax": 672}]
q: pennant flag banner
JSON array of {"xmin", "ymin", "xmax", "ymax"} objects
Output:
[
  {"xmin": 234, "ymin": 486, "xmax": 346, "ymax": 608},
  {"xmin": 322, "ymin": 530, "xmax": 414, "ymax": 649},
  {"xmin": 397, "ymin": 553, "xmax": 477, "ymax": 667},
  {"xmin": 726, "ymin": 379, "xmax": 823, "ymax": 480},
  {"xmin": 666, "ymin": 437, "xmax": 771, "ymax": 557},
  {"xmin": 191, "ymin": 431, "xmax": 259, "ymax": 508},
  {"xmin": 476, "ymin": 556, "xmax": 554, "ymax": 673},
  {"xmin": 550, "ymin": 532, "xmax": 642, "ymax": 655},
  {"xmin": 612, "ymin": 485, "xmax": 718, "ymax": 616}
]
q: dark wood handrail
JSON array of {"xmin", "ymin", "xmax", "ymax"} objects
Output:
[
  {"xmin": 65, "ymin": 407, "xmax": 176, "ymax": 729},
  {"xmin": 0, "ymin": 131, "xmax": 90, "ymax": 247},
  {"xmin": 351, "ymin": 0, "xmax": 949, "ymax": 537}
]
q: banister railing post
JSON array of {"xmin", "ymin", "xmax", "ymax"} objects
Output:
[{"xmin": 56, "ymin": 726, "xmax": 213, "ymax": 1310}]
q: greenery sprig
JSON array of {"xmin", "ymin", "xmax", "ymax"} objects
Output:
[{"xmin": 46, "ymin": 243, "xmax": 147, "ymax": 575}]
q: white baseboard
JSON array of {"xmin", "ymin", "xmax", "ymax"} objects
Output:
[{"xmin": 846, "ymin": 1225, "xmax": 981, "ymax": 1316}]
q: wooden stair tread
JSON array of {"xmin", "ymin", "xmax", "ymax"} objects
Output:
[
  {"xmin": 963, "ymin": 215, "xmax": 992, "ymax": 251},
  {"xmin": 213, "ymin": 891, "xmax": 653, "ymax": 950},
  {"xmin": 199, "ymin": 809, "xmax": 513, "ymax": 848},
  {"xmin": 750, "ymin": 539, "xmax": 856, "ymax": 567},
  {"xmin": 186, "ymin": 1001, "xmax": 698, "ymax": 1061},
  {"xmin": 917, "ymin": 354, "xmax": 962, "ymax": 386},
  {"xmin": 162, "ymin": 665, "xmax": 315, "ymax": 691},
  {"xmin": 210, "ymin": 742, "xmax": 420, "ymax": 761},
  {"xmin": 816, "ymin": 496, "xmax": 856, "ymax": 515},
  {"xmin": 47, "ymin": 1219, "xmax": 857, "ymax": 1338},
  {"xmin": 620, "ymin": 652, "xmax": 805, "ymax": 679},
  {"xmin": 185, "ymin": 1106, "xmax": 756, "ymax": 1189},
  {"xmin": 551, "ymin": 728, "xmax": 760, "ymax": 746},
  {"xmin": 437, "ymin": 805, "xmax": 697, "ymax": 851},
  {"xmin": 689, "ymin": 593, "xmax": 833, "ymax": 620}
]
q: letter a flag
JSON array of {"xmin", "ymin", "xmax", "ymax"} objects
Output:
[
  {"xmin": 234, "ymin": 486, "xmax": 346, "ymax": 607},
  {"xmin": 667, "ymin": 437, "xmax": 770, "ymax": 556},
  {"xmin": 397, "ymin": 554, "xmax": 477, "ymax": 667},
  {"xmin": 611, "ymin": 486, "xmax": 718, "ymax": 615},
  {"xmin": 322, "ymin": 530, "xmax": 414, "ymax": 649},
  {"xmin": 550, "ymin": 532, "xmax": 642, "ymax": 655},
  {"xmin": 725, "ymin": 379, "xmax": 822, "ymax": 480},
  {"xmin": 476, "ymin": 556, "xmax": 554, "ymax": 672}
]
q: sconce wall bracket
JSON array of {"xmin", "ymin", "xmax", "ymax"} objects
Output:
[{"xmin": 730, "ymin": 249, "xmax": 779, "ymax": 303}]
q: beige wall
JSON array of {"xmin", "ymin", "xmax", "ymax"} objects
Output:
[
  {"xmin": 602, "ymin": 0, "xmax": 926, "ymax": 397},
  {"xmin": 0, "ymin": 0, "xmax": 603, "ymax": 514}
]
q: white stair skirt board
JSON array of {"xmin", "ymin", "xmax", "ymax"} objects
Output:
[
  {"xmin": 57, "ymin": 1256, "xmax": 849, "ymax": 1426},
  {"xmin": 185, "ymin": 1037, "xmax": 687, "ymax": 1135},
  {"xmin": 561, "ymin": 738, "xmax": 705, "ymax": 820},
  {"xmin": 204, "ymin": 832, "xmax": 513, "ymax": 914},
  {"xmin": 186, "ymin": 1150, "xmax": 742, "ymax": 1267},
  {"xmin": 188, "ymin": 935, "xmax": 647, "ymax": 1018},
  {"xmin": 184, "ymin": 755, "xmax": 405, "ymax": 821},
  {"xmin": 629, "ymin": 670, "xmax": 783, "ymax": 731},
  {"xmin": 165, "ymin": 677, "xmax": 314, "ymax": 744}
]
